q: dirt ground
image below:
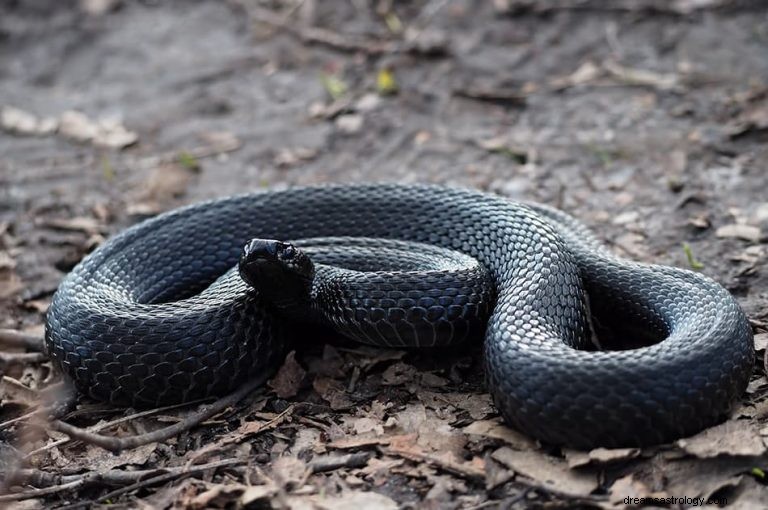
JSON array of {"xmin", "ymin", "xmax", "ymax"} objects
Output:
[{"xmin": 2, "ymin": 0, "xmax": 768, "ymax": 508}]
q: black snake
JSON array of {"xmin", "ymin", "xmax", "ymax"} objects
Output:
[{"xmin": 44, "ymin": 184, "xmax": 754, "ymax": 448}]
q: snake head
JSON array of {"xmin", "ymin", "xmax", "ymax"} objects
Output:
[{"xmin": 238, "ymin": 239, "xmax": 315, "ymax": 306}]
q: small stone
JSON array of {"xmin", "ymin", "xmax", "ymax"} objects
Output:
[{"xmin": 335, "ymin": 114, "xmax": 364, "ymax": 135}]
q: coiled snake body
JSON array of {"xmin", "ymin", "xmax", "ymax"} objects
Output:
[{"xmin": 45, "ymin": 185, "xmax": 754, "ymax": 448}]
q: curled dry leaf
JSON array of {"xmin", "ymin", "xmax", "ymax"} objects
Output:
[
  {"xmin": 754, "ymin": 333, "xmax": 768, "ymax": 353},
  {"xmin": 268, "ymin": 351, "xmax": 306, "ymax": 399},
  {"xmin": 313, "ymin": 376, "xmax": 353, "ymax": 409},
  {"xmin": 676, "ymin": 419, "xmax": 767, "ymax": 458},
  {"xmin": 82, "ymin": 442, "xmax": 158, "ymax": 471},
  {"xmin": 0, "ymin": 105, "xmax": 58, "ymax": 135},
  {"xmin": 381, "ymin": 361, "xmax": 418, "ymax": 386},
  {"xmin": 140, "ymin": 163, "xmax": 196, "ymax": 204},
  {"xmin": 271, "ymin": 455, "xmax": 309, "ymax": 489},
  {"xmin": 715, "ymin": 224, "xmax": 762, "ymax": 243},
  {"xmin": 608, "ymin": 474, "xmax": 653, "ymax": 506},
  {"xmin": 58, "ymin": 110, "xmax": 138, "ymax": 149},
  {"xmin": 463, "ymin": 418, "xmax": 537, "ymax": 451},
  {"xmin": 564, "ymin": 447, "xmax": 641, "ymax": 469},
  {"xmin": 297, "ymin": 490, "xmax": 399, "ymax": 510}
]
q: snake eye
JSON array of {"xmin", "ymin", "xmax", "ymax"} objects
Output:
[{"xmin": 281, "ymin": 244, "xmax": 296, "ymax": 259}]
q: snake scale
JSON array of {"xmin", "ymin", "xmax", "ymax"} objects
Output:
[{"xmin": 45, "ymin": 184, "xmax": 754, "ymax": 448}]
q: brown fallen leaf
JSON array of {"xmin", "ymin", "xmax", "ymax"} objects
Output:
[
  {"xmin": 58, "ymin": 110, "xmax": 138, "ymax": 148},
  {"xmin": 637, "ymin": 454, "xmax": 758, "ymax": 501},
  {"xmin": 359, "ymin": 457, "xmax": 406, "ymax": 486},
  {"xmin": 727, "ymin": 101, "xmax": 768, "ymax": 138},
  {"xmin": 0, "ymin": 265, "xmax": 23, "ymax": 299},
  {"xmin": 676, "ymin": 419, "xmax": 767, "ymax": 458},
  {"xmin": 271, "ymin": 456, "xmax": 309, "ymax": 489},
  {"xmin": 313, "ymin": 376, "xmax": 353, "ymax": 409},
  {"xmin": 608, "ymin": 474, "xmax": 653, "ymax": 506},
  {"xmin": 728, "ymin": 476, "xmax": 768, "ymax": 509},
  {"xmin": 564, "ymin": 447, "xmax": 641, "ymax": 468},
  {"xmin": 462, "ymin": 419, "xmax": 537, "ymax": 451},
  {"xmin": 269, "ymin": 351, "xmax": 306, "ymax": 398},
  {"xmin": 0, "ymin": 376, "xmax": 39, "ymax": 406},
  {"xmin": 381, "ymin": 361, "xmax": 418, "ymax": 386},
  {"xmin": 0, "ymin": 106, "xmax": 58, "ymax": 135},
  {"xmin": 491, "ymin": 447, "xmax": 598, "ymax": 498},
  {"xmin": 140, "ymin": 162, "xmax": 196, "ymax": 204},
  {"xmin": 82, "ymin": 441, "xmax": 158, "ymax": 471},
  {"xmin": 296, "ymin": 490, "xmax": 399, "ymax": 510},
  {"xmin": 754, "ymin": 333, "xmax": 768, "ymax": 353},
  {"xmin": 715, "ymin": 224, "xmax": 762, "ymax": 243}
]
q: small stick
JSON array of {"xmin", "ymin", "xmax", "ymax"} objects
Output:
[
  {"xmin": 50, "ymin": 373, "xmax": 270, "ymax": 453},
  {"xmin": 2, "ymin": 459, "xmax": 243, "ymax": 504},
  {"xmin": 92, "ymin": 458, "xmax": 244, "ymax": 507},
  {"xmin": 0, "ymin": 329, "xmax": 45, "ymax": 351},
  {"xmin": 0, "ymin": 478, "xmax": 88, "ymax": 503},
  {"xmin": 0, "ymin": 352, "xmax": 48, "ymax": 368},
  {"xmin": 309, "ymin": 452, "xmax": 371, "ymax": 473},
  {"xmin": 23, "ymin": 397, "xmax": 210, "ymax": 458},
  {"xmin": 229, "ymin": 0, "xmax": 396, "ymax": 55}
]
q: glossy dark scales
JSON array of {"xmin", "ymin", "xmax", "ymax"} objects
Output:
[{"xmin": 44, "ymin": 184, "xmax": 754, "ymax": 448}]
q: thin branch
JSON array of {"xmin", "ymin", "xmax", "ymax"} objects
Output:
[
  {"xmin": 0, "ymin": 478, "xmax": 89, "ymax": 503},
  {"xmin": 309, "ymin": 452, "xmax": 371, "ymax": 473},
  {"xmin": 0, "ymin": 352, "xmax": 48, "ymax": 368},
  {"xmin": 229, "ymin": 0, "xmax": 397, "ymax": 55},
  {"xmin": 23, "ymin": 397, "xmax": 211, "ymax": 458},
  {"xmin": 50, "ymin": 373, "xmax": 269, "ymax": 453},
  {"xmin": 2, "ymin": 459, "xmax": 244, "ymax": 505},
  {"xmin": 95, "ymin": 458, "xmax": 244, "ymax": 507},
  {"xmin": 0, "ymin": 329, "xmax": 45, "ymax": 351}
]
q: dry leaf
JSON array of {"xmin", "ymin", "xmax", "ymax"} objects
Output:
[
  {"xmin": 269, "ymin": 351, "xmax": 306, "ymax": 398},
  {"xmin": 676, "ymin": 420, "xmax": 767, "ymax": 458},
  {"xmin": 303, "ymin": 490, "xmax": 398, "ymax": 510},
  {"xmin": 313, "ymin": 376, "xmax": 353, "ymax": 409},
  {"xmin": 608, "ymin": 474, "xmax": 653, "ymax": 505},
  {"xmin": 491, "ymin": 447, "xmax": 598, "ymax": 497},
  {"xmin": 1, "ymin": 106, "xmax": 57, "ymax": 135},
  {"xmin": 463, "ymin": 419, "xmax": 537, "ymax": 450},
  {"xmin": 754, "ymin": 333, "xmax": 768, "ymax": 353},
  {"xmin": 272, "ymin": 456, "xmax": 308, "ymax": 489},
  {"xmin": 565, "ymin": 447, "xmax": 640, "ymax": 468},
  {"xmin": 83, "ymin": 442, "xmax": 157, "ymax": 471},
  {"xmin": 715, "ymin": 224, "xmax": 762, "ymax": 242},
  {"xmin": 141, "ymin": 163, "xmax": 196, "ymax": 203},
  {"xmin": 381, "ymin": 362, "xmax": 417, "ymax": 386}
]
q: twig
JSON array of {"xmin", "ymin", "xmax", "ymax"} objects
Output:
[
  {"xmin": 0, "ymin": 478, "xmax": 89, "ymax": 503},
  {"xmin": 453, "ymin": 86, "xmax": 528, "ymax": 106},
  {"xmin": 309, "ymin": 452, "xmax": 371, "ymax": 473},
  {"xmin": 0, "ymin": 329, "xmax": 45, "ymax": 351},
  {"xmin": 0, "ymin": 352, "xmax": 48, "ymax": 368},
  {"xmin": 2, "ymin": 459, "xmax": 244, "ymax": 505},
  {"xmin": 383, "ymin": 446, "xmax": 485, "ymax": 483},
  {"xmin": 185, "ymin": 402, "xmax": 294, "ymax": 465},
  {"xmin": 229, "ymin": 0, "xmax": 397, "ymax": 55},
  {"xmin": 93, "ymin": 458, "xmax": 244, "ymax": 507},
  {"xmin": 50, "ymin": 373, "xmax": 269, "ymax": 453},
  {"xmin": 23, "ymin": 397, "xmax": 210, "ymax": 459}
]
